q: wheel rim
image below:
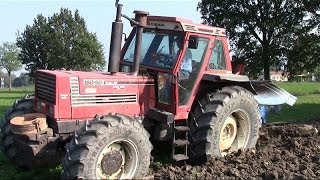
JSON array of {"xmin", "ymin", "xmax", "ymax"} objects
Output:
[
  {"xmin": 96, "ymin": 139, "xmax": 139, "ymax": 179},
  {"xmin": 220, "ymin": 109, "xmax": 250, "ymax": 156},
  {"xmin": 219, "ymin": 116, "xmax": 237, "ymax": 151}
]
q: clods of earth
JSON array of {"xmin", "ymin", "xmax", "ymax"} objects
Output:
[{"xmin": 150, "ymin": 120, "xmax": 320, "ymax": 179}]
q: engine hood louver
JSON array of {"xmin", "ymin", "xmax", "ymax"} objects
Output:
[
  {"xmin": 36, "ymin": 72, "xmax": 56, "ymax": 104},
  {"xmin": 69, "ymin": 77, "xmax": 138, "ymax": 106}
]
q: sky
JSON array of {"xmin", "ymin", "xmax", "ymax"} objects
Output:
[{"xmin": 0, "ymin": 0, "xmax": 203, "ymax": 76}]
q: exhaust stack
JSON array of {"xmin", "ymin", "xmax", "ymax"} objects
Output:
[
  {"xmin": 131, "ymin": 10, "xmax": 149, "ymax": 76},
  {"xmin": 108, "ymin": 0, "xmax": 149, "ymax": 75},
  {"xmin": 108, "ymin": 3, "xmax": 123, "ymax": 74}
]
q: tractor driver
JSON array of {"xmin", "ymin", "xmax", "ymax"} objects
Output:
[
  {"xmin": 174, "ymin": 37, "xmax": 192, "ymax": 79},
  {"xmin": 155, "ymin": 36, "xmax": 193, "ymax": 104},
  {"xmin": 174, "ymin": 37, "xmax": 193, "ymax": 105},
  {"xmin": 150, "ymin": 35, "xmax": 192, "ymax": 76}
]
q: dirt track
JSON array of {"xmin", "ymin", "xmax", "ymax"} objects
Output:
[{"xmin": 151, "ymin": 120, "xmax": 320, "ymax": 179}]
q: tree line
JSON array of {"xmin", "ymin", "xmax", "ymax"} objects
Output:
[
  {"xmin": 0, "ymin": 8, "xmax": 105, "ymax": 90},
  {"xmin": 198, "ymin": 0, "xmax": 319, "ymax": 80},
  {"xmin": 1, "ymin": 2, "xmax": 319, "ymax": 91}
]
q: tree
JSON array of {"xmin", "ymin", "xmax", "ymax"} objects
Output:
[
  {"xmin": 314, "ymin": 65, "xmax": 320, "ymax": 81},
  {"xmin": 286, "ymin": 33, "xmax": 320, "ymax": 77},
  {"xmin": 198, "ymin": 0, "xmax": 319, "ymax": 80},
  {"xmin": 17, "ymin": 8, "xmax": 105, "ymax": 78},
  {"xmin": 0, "ymin": 42, "xmax": 21, "ymax": 90},
  {"xmin": 12, "ymin": 73, "xmax": 33, "ymax": 87}
]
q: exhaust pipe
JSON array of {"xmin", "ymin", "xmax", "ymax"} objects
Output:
[
  {"xmin": 131, "ymin": 10, "xmax": 149, "ymax": 76},
  {"xmin": 108, "ymin": 0, "xmax": 149, "ymax": 75},
  {"xmin": 108, "ymin": 3, "xmax": 123, "ymax": 74}
]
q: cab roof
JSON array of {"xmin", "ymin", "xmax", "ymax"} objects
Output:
[{"xmin": 144, "ymin": 16, "xmax": 226, "ymax": 37}]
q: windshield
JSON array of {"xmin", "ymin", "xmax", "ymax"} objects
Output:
[{"xmin": 123, "ymin": 30, "xmax": 183, "ymax": 70}]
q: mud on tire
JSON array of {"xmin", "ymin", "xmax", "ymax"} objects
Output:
[
  {"xmin": 62, "ymin": 114, "xmax": 152, "ymax": 179},
  {"xmin": 188, "ymin": 86, "xmax": 260, "ymax": 163}
]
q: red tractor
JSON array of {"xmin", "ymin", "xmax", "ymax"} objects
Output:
[{"xmin": 0, "ymin": 2, "xmax": 296, "ymax": 179}]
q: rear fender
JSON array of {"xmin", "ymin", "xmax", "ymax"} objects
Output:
[
  {"xmin": 202, "ymin": 73, "xmax": 297, "ymax": 106},
  {"xmin": 250, "ymin": 81, "xmax": 297, "ymax": 106}
]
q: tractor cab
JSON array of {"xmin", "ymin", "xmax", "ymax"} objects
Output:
[{"xmin": 120, "ymin": 16, "xmax": 227, "ymax": 119}]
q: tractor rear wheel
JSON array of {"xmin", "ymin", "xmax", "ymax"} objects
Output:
[
  {"xmin": 62, "ymin": 114, "xmax": 152, "ymax": 179},
  {"xmin": 189, "ymin": 86, "xmax": 260, "ymax": 163}
]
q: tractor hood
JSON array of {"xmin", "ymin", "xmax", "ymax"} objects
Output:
[
  {"xmin": 73, "ymin": 71, "xmax": 154, "ymax": 95},
  {"xmin": 35, "ymin": 70, "xmax": 156, "ymax": 119},
  {"xmin": 37, "ymin": 70, "xmax": 154, "ymax": 95}
]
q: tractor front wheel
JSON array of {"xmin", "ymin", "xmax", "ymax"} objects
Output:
[
  {"xmin": 0, "ymin": 97, "xmax": 34, "ymax": 163},
  {"xmin": 0, "ymin": 95, "xmax": 59, "ymax": 168},
  {"xmin": 62, "ymin": 114, "xmax": 152, "ymax": 179},
  {"xmin": 189, "ymin": 86, "xmax": 260, "ymax": 163}
]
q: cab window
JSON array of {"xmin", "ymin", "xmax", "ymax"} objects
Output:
[
  {"xmin": 123, "ymin": 30, "xmax": 183, "ymax": 70},
  {"xmin": 178, "ymin": 37, "xmax": 209, "ymax": 105},
  {"xmin": 209, "ymin": 39, "xmax": 226, "ymax": 70}
]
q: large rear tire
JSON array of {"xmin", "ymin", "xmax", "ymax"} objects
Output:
[
  {"xmin": 189, "ymin": 86, "xmax": 260, "ymax": 163},
  {"xmin": 62, "ymin": 114, "xmax": 152, "ymax": 179}
]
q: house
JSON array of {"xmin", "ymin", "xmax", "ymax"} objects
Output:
[{"xmin": 270, "ymin": 71, "xmax": 288, "ymax": 81}]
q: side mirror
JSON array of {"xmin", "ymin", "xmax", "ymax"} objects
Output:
[{"xmin": 188, "ymin": 35, "xmax": 198, "ymax": 49}]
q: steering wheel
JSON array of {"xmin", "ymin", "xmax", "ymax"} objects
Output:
[{"xmin": 151, "ymin": 52, "xmax": 173, "ymax": 67}]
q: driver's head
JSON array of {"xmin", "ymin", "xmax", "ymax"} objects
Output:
[{"xmin": 174, "ymin": 36, "xmax": 183, "ymax": 49}]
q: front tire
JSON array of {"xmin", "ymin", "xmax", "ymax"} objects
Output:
[
  {"xmin": 0, "ymin": 95, "xmax": 60, "ymax": 168},
  {"xmin": 189, "ymin": 86, "xmax": 260, "ymax": 163},
  {"xmin": 0, "ymin": 96, "xmax": 34, "ymax": 167},
  {"xmin": 62, "ymin": 114, "xmax": 152, "ymax": 179}
]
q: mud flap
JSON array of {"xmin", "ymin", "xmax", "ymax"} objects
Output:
[{"xmin": 250, "ymin": 81, "xmax": 297, "ymax": 106}]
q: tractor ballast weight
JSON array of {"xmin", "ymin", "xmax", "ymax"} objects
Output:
[{"xmin": 0, "ymin": 1, "xmax": 297, "ymax": 179}]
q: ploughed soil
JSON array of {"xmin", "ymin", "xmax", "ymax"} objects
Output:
[{"xmin": 150, "ymin": 120, "xmax": 320, "ymax": 179}]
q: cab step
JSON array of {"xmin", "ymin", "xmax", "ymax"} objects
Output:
[
  {"xmin": 174, "ymin": 126, "xmax": 190, "ymax": 132},
  {"xmin": 173, "ymin": 139, "xmax": 190, "ymax": 147},
  {"xmin": 173, "ymin": 154, "xmax": 189, "ymax": 161},
  {"xmin": 172, "ymin": 120, "xmax": 190, "ymax": 162}
]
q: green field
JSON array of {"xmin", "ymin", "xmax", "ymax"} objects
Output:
[
  {"xmin": 0, "ymin": 82, "xmax": 320, "ymax": 179},
  {"xmin": 269, "ymin": 82, "xmax": 320, "ymax": 122}
]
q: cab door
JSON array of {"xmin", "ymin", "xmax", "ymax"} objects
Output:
[{"xmin": 175, "ymin": 33, "xmax": 212, "ymax": 119}]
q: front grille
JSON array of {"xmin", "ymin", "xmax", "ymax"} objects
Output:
[{"xmin": 36, "ymin": 72, "xmax": 56, "ymax": 104}]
